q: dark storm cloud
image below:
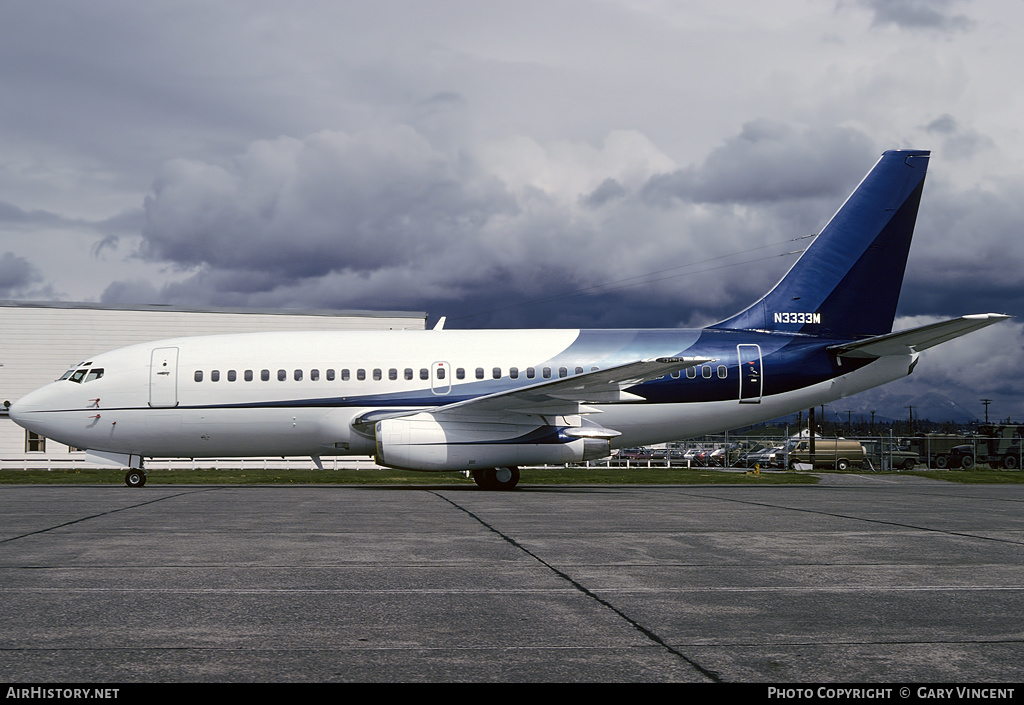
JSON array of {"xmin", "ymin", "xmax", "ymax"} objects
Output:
[
  {"xmin": 640, "ymin": 121, "xmax": 876, "ymax": 206},
  {"xmin": 113, "ymin": 119, "xmax": 892, "ymax": 332},
  {"xmin": 581, "ymin": 178, "xmax": 627, "ymax": 209},
  {"xmin": 854, "ymin": 0, "xmax": 975, "ymax": 33},
  {"xmin": 902, "ymin": 175, "xmax": 1024, "ymax": 319},
  {"xmin": 138, "ymin": 128, "xmax": 518, "ymax": 280},
  {"xmin": 0, "ymin": 201, "xmax": 66, "ymax": 226},
  {"xmin": 0, "ymin": 252, "xmax": 43, "ymax": 296},
  {"xmin": 923, "ymin": 114, "xmax": 994, "ymax": 160}
]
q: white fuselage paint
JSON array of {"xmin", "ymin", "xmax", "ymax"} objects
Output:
[{"xmin": 9, "ymin": 329, "xmax": 916, "ymax": 467}]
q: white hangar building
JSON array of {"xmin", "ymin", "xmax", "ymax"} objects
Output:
[{"xmin": 0, "ymin": 301, "xmax": 426, "ymax": 468}]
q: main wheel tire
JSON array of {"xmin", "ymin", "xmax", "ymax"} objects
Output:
[
  {"xmin": 125, "ymin": 469, "xmax": 146, "ymax": 487},
  {"xmin": 472, "ymin": 466, "xmax": 520, "ymax": 490}
]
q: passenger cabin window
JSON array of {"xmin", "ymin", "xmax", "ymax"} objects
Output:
[
  {"xmin": 228, "ymin": 370, "xmax": 237, "ymax": 382},
  {"xmin": 278, "ymin": 369, "xmax": 287, "ymax": 381},
  {"xmin": 261, "ymin": 369, "xmax": 270, "ymax": 381},
  {"xmin": 526, "ymin": 367, "xmax": 535, "ymax": 379},
  {"xmin": 194, "ymin": 370, "xmax": 203, "ymax": 383},
  {"xmin": 456, "ymin": 368, "xmax": 465, "ymax": 379},
  {"xmin": 492, "ymin": 367, "xmax": 501, "ymax": 379}
]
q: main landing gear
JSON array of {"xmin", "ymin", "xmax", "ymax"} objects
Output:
[{"xmin": 471, "ymin": 466, "xmax": 520, "ymax": 490}]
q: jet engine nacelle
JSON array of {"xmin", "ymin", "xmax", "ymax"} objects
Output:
[{"xmin": 374, "ymin": 414, "xmax": 611, "ymax": 471}]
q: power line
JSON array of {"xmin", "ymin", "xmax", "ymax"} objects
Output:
[{"xmin": 448, "ymin": 233, "xmax": 816, "ymax": 324}]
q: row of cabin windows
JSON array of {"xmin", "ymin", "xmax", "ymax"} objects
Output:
[
  {"xmin": 192, "ymin": 364, "xmax": 730, "ymax": 383},
  {"xmin": 677, "ymin": 365, "xmax": 729, "ymax": 380},
  {"xmin": 194, "ymin": 365, "xmax": 593, "ymax": 383}
]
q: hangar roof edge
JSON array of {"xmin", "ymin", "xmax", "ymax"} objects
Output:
[{"xmin": 0, "ymin": 300, "xmax": 427, "ymax": 320}]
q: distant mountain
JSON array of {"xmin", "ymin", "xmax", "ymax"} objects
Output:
[
  {"xmin": 843, "ymin": 390, "xmax": 981, "ymax": 424},
  {"xmin": 768, "ymin": 390, "xmax": 981, "ymax": 427}
]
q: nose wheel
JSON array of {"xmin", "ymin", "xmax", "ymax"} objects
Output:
[
  {"xmin": 471, "ymin": 466, "xmax": 520, "ymax": 490},
  {"xmin": 124, "ymin": 469, "xmax": 147, "ymax": 487}
]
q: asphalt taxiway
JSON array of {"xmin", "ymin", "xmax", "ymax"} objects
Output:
[{"xmin": 2, "ymin": 475, "xmax": 1024, "ymax": 683}]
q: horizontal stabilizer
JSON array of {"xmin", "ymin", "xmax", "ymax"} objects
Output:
[{"xmin": 828, "ymin": 313, "xmax": 1010, "ymax": 359}]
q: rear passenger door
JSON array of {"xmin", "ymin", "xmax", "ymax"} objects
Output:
[{"xmin": 737, "ymin": 344, "xmax": 763, "ymax": 403}]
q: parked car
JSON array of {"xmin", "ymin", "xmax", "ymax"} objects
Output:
[
  {"xmin": 861, "ymin": 440, "xmax": 919, "ymax": 470},
  {"xmin": 739, "ymin": 444, "xmax": 775, "ymax": 468}
]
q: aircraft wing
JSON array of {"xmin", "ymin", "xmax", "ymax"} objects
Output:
[
  {"xmin": 352, "ymin": 356, "xmax": 712, "ymax": 428},
  {"xmin": 828, "ymin": 313, "xmax": 1010, "ymax": 360},
  {"xmin": 431, "ymin": 356, "xmax": 714, "ymax": 416}
]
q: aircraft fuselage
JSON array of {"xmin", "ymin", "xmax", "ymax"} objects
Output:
[{"xmin": 9, "ymin": 327, "xmax": 907, "ymax": 461}]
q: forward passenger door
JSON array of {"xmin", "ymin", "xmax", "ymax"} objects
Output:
[{"xmin": 149, "ymin": 347, "xmax": 179, "ymax": 407}]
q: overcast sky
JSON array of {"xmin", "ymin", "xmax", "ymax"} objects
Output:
[{"xmin": 1, "ymin": 0, "xmax": 1022, "ymax": 421}]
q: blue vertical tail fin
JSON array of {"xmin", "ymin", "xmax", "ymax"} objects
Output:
[{"xmin": 710, "ymin": 149, "xmax": 930, "ymax": 338}]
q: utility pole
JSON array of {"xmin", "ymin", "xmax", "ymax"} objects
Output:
[
  {"xmin": 981, "ymin": 398, "xmax": 992, "ymax": 424},
  {"xmin": 808, "ymin": 406, "xmax": 816, "ymax": 469}
]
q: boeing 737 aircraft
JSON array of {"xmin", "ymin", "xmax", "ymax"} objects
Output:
[{"xmin": 9, "ymin": 150, "xmax": 1009, "ymax": 489}]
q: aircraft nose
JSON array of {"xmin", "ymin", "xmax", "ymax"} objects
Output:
[
  {"xmin": 7, "ymin": 396, "xmax": 33, "ymax": 428},
  {"xmin": 7, "ymin": 387, "xmax": 53, "ymax": 430}
]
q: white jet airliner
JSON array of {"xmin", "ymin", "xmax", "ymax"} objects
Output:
[{"xmin": 9, "ymin": 150, "xmax": 1009, "ymax": 489}]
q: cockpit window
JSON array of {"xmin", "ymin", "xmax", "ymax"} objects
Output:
[{"xmin": 66, "ymin": 368, "xmax": 104, "ymax": 384}]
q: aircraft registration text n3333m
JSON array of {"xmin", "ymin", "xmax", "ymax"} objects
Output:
[{"xmin": 9, "ymin": 150, "xmax": 1009, "ymax": 489}]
